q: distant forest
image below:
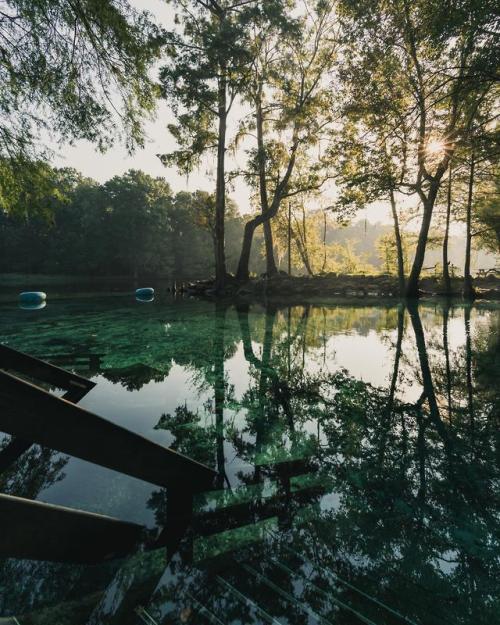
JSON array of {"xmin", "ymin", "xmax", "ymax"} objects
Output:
[{"xmin": 1, "ymin": 167, "xmax": 496, "ymax": 282}]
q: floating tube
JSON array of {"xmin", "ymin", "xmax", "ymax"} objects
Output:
[
  {"xmin": 136, "ymin": 287, "xmax": 155, "ymax": 302},
  {"xmin": 135, "ymin": 287, "xmax": 154, "ymax": 298},
  {"xmin": 19, "ymin": 292, "xmax": 46, "ymax": 305}
]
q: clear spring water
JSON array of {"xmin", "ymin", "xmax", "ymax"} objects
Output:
[{"xmin": 0, "ymin": 296, "xmax": 498, "ymax": 624}]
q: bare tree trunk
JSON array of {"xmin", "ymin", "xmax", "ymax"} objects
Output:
[
  {"xmin": 442, "ymin": 161, "xmax": 452, "ymax": 293},
  {"xmin": 321, "ymin": 210, "xmax": 327, "ymax": 273},
  {"xmin": 255, "ymin": 86, "xmax": 278, "ymax": 276},
  {"xmin": 214, "ymin": 72, "xmax": 228, "ymax": 292},
  {"xmin": 291, "ymin": 207, "xmax": 314, "ymax": 276},
  {"xmin": 295, "ymin": 232, "xmax": 314, "ymax": 276},
  {"xmin": 389, "ymin": 188, "xmax": 405, "ymax": 295},
  {"xmin": 463, "ymin": 154, "xmax": 476, "ymax": 300},
  {"xmin": 236, "ymin": 136, "xmax": 299, "ymax": 281}
]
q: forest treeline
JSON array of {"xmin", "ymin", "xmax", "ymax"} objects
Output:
[
  {"xmin": 0, "ymin": 0, "xmax": 498, "ymax": 296},
  {"xmin": 0, "ymin": 168, "xmax": 244, "ymax": 279},
  {"xmin": 5, "ymin": 166, "xmax": 488, "ymax": 280}
]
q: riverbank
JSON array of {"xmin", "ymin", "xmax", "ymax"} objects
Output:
[
  {"xmin": 186, "ymin": 273, "xmax": 500, "ymax": 301},
  {"xmin": 1, "ymin": 272, "xmax": 499, "ymax": 303}
]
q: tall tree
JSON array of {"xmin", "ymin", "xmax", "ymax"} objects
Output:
[
  {"xmin": 235, "ymin": 0, "xmax": 338, "ymax": 281},
  {"xmin": 234, "ymin": 1, "xmax": 296, "ymax": 276},
  {"xmin": 101, "ymin": 170, "xmax": 172, "ymax": 279},
  {"xmin": 338, "ymin": 0, "xmax": 499, "ymax": 297},
  {"xmin": 159, "ymin": 0, "xmax": 254, "ymax": 292}
]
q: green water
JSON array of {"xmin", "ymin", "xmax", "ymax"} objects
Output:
[{"xmin": 0, "ymin": 296, "xmax": 498, "ymax": 624}]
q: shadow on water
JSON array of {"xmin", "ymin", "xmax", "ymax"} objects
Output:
[{"xmin": 0, "ymin": 297, "xmax": 498, "ymax": 624}]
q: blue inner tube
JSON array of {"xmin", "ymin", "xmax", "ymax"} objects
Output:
[
  {"xmin": 135, "ymin": 287, "xmax": 154, "ymax": 298},
  {"xmin": 19, "ymin": 291, "xmax": 47, "ymax": 304}
]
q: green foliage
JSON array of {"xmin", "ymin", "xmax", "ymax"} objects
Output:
[
  {"xmin": 0, "ymin": 0, "xmax": 161, "ymax": 159},
  {"xmin": 475, "ymin": 174, "xmax": 500, "ymax": 252},
  {"xmin": 0, "ymin": 163, "xmax": 254, "ymax": 278},
  {"xmin": 158, "ymin": 0, "xmax": 254, "ymax": 173},
  {"xmin": 0, "ymin": 159, "xmax": 74, "ymax": 219}
]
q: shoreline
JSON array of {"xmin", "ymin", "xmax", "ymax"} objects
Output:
[
  {"xmin": 185, "ymin": 273, "xmax": 500, "ymax": 302},
  {"xmin": 1, "ymin": 272, "xmax": 499, "ymax": 304}
]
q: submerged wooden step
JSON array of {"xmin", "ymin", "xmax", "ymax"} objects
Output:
[
  {"xmin": 194, "ymin": 470, "xmax": 326, "ymax": 517},
  {"xmin": 253, "ymin": 436, "xmax": 318, "ymax": 466},
  {"xmin": 193, "ymin": 517, "xmax": 278, "ymax": 563},
  {"xmin": 193, "ymin": 480, "xmax": 278, "ymax": 515}
]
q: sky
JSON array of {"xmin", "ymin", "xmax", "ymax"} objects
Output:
[{"xmin": 49, "ymin": 0, "xmax": 394, "ymax": 224}]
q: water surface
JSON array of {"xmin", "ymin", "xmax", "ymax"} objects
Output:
[{"xmin": 0, "ymin": 296, "xmax": 498, "ymax": 624}]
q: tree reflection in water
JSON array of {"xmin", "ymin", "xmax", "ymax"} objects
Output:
[{"xmin": 0, "ymin": 299, "xmax": 498, "ymax": 624}]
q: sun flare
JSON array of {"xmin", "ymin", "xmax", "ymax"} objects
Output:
[{"xmin": 425, "ymin": 138, "xmax": 446, "ymax": 157}]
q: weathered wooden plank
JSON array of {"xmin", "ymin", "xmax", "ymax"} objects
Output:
[
  {"xmin": 0, "ymin": 370, "xmax": 216, "ymax": 490},
  {"xmin": 0, "ymin": 343, "xmax": 95, "ymax": 395},
  {"xmin": 0, "ymin": 493, "xmax": 143, "ymax": 563}
]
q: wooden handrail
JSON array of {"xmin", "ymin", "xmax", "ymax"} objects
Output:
[
  {"xmin": 0, "ymin": 343, "xmax": 95, "ymax": 395},
  {"xmin": 0, "ymin": 492, "xmax": 143, "ymax": 563},
  {"xmin": 0, "ymin": 344, "xmax": 96, "ymax": 471},
  {"xmin": 0, "ymin": 370, "xmax": 216, "ymax": 491}
]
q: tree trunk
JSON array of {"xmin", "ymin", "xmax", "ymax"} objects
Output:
[
  {"xmin": 389, "ymin": 188, "xmax": 405, "ymax": 295},
  {"xmin": 295, "ymin": 232, "xmax": 314, "ymax": 276},
  {"xmin": 442, "ymin": 161, "xmax": 452, "ymax": 294},
  {"xmin": 256, "ymin": 85, "xmax": 277, "ymax": 276},
  {"xmin": 321, "ymin": 210, "xmax": 327, "ymax": 273},
  {"xmin": 463, "ymin": 154, "xmax": 476, "ymax": 300},
  {"xmin": 236, "ymin": 135, "xmax": 299, "ymax": 281},
  {"xmin": 405, "ymin": 188, "xmax": 437, "ymax": 298},
  {"xmin": 237, "ymin": 219, "xmax": 259, "ymax": 282},
  {"xmin": 263, "ymin": 221, "xmax": 276, "ymax": 275},
  {"xmin": 214, "ymin": 72, "xmax": 228, "ymax": 292}
]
